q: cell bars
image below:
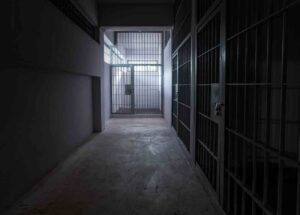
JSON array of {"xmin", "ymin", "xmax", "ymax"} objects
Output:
[
  {"xmin": 196, "ymin": 11, "xmax": 221, "ymax": 191},
  {"xmin": 172, "ymin": 38, "xmax": 192, "ymax": 151},
  {"xmin": 172, "ymin": 55, "xmax": 178, "ymax": 131},
  {"xmin": 111, "ymin": 66, "xmax": 132, "ymax": 114},
  {"xmin": 115, "ymin": 32, "xmax": 162, "ymax": 65},
  {"xmin": 224, "ymin": 1, "xmax": 300, "ymax": 215},
  {"xmin": 111, "ymin": 32, "xmax": 163, "ymax": 115},
  {"xmin": 172, "ymin": 0, "xmax": 192, "ymax": 52}
]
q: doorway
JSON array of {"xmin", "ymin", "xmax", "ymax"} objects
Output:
[
  {"xmin": 111, "ymin": 65, "xmax": 162, "ymax": 114},
  {"xmin": 109, "ymin": 32, "xmax": 163, "ymax": 116}
]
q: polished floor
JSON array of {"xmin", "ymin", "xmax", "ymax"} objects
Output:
[{"xmin": 6, "ymin": 118, "xmax": 222, "ymax": 215}]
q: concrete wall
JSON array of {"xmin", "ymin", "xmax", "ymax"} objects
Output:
[
  {"xmin": 0, "ymin": 0, "xmax": 101, "ymax": 212},
  {"xmin": 99, "ymin": 4, "xmax": 173, "ymax": 26},
  {"xmin": 164, "ymin": 39, "xmax": 172, "ymax": 126}
]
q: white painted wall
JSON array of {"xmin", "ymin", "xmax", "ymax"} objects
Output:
[
  {"xmin": 0, "ymin": 0, "xmax": 100, "ymax": 212},
  {"xmin": 163, "ymin": 39, "xmax": 172, "ymax": 126}
]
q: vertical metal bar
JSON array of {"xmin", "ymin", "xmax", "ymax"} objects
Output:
[
  {"xmin": 244, "ymin": 31, "xmax": 248, "ymax": 135},
  {"xmin": 252, "ymin": 200, "xmax": 256, "ymax": 215},
  {"xmin": 177, "ymin": 53, "xmax": 179, "ymax": 133},
  {"xmin": 234, "ymin": 183, "xmax": 238, "ymax": 215},
  {"xmin": 242, "ymin": 138, "xmax": 246, "ymax": 214},
  {"xmin": 263, "ymin": 18, "xmax": 271, "ymax": 206},
  {"xmin": 216, "ymin": 1, "xmax": 227, "ymax": 205},
  {"xmin": 116, "ymin": 67, "xmax": 118, "ymax": 113},
  {"xmin": 161, "ymin": 32, "xmax": 164, "ymax": 114},
  {"xmin": 277, "ymin": 11, "xmax": 287, "ymax": 215},
  {"xmin": 226, "ymin": 174, "xmax": 231, "ymax": 213},
  {"xmin": 253, "ymin": 27, "xmax": 259, "ymax": 151},
  {"xmin": 110, "ymin": 66, "xmax": 113, "ymax": 114},
  {"xmin": 241, "ymin": 191, "xmax": 246, "ymax": 215},
  {"xmin": 146, "ymin": 33, "xmax": 149, "ymax": 111},
  {"xmin": 191, "ymin": 0, "xmax": 197, "ymax": 163},
  {"xmin": 131, "ymin": 65, "xmax": 135, "ymax": 114},
  {"xmin": 297, "ymin": 167, "xmax": 300, "ymax": 215}
]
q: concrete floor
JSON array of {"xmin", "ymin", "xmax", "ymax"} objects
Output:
[{"xmin": 6, "ymin": 118, "xmax": 222, "ymax": 215}]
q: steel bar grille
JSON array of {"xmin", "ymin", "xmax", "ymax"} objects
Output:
[
  {"xmin": 115, "ymin": 32, "xmax": 162, "ymax": 65},
  {"xmin": 177, "ymin": 38, "xmax": 191, "ymax": 151},
  {"xmin": 196, "ymin": 12, "xmax": 221, "ymax": 191},
  {"xmin": 172, "ymin": 0, "xmax": 192, "ymax": 52},
  {"xmin": 197, "ymin": 0, "xmax": 219, "ymax": 23},
  {"xmin": 172, "ymin": 55, "xmax": 178, "ymax": 131},
  {"xmin": 111, "ymin": 66, "xmax": 132, "ymax": 114},
  {"xmin": 111, "ymin": 32, "xmax": 163, "ymax": 115},
  {"xmin": 224, "ymin": 1, "xmax": 300, "ymax": 215}
]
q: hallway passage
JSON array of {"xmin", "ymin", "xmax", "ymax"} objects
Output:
[{"xmin": 6, "ymin": 118, "xmax": 222, "ymax": 215}]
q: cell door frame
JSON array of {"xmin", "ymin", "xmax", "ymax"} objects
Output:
[
  {"xmin": 172, "ymin": 52, "xmax": 179, "ymax": 132},
  {"xmin": 110, "ymin": 65, "xmax": 135, "ymax": 115},
  {"xmin": 194, "ymin": 1, "xmax": 226, "ymax": 204},
  {"xmin": 110, "ymin": 64, "xmax": 163, "ymax": 115}
]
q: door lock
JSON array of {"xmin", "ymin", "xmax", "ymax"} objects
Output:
[
  {"xmin": 125, "ymin": 85, "xmax": 134, "ymax": 95},
  {"xmin": 215, "ymin": 102, "xmax": 224, "ymax": 116}
]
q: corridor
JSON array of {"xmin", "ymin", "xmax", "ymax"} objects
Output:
[
  {"xmin": 6, "ymin": 119, "xmax": 222, "ymax": 215},
  {"xmin": 2, "ymin": 0, "xmax": 300, "ymax": 214}
]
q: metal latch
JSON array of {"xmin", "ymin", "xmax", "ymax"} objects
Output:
[
  {"xmin": 215, "ymin": 102, "xmax": 224, "ymax": 116},
  {"xmin": 125, "ymin": 85, "xmax": 134, "ymax": 95}
]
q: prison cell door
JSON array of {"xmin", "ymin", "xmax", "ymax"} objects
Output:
[
  {"xmin": 111, "ymin": 66, "xmax": 134, "ymax": 114},
  {"xmin": 195, "ymin": 4, "xmax": 226, "ymax": 203},
  {"xmin": 172, "ymin": 55, "xmax": 179, "ymax": 131},
  {"xmin": 111, "ymin": 65, "xmax": 162, "ymax": 115}
]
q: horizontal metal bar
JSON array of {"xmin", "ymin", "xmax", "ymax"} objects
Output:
[
  {"xmin": 226, "ymin": 170, "xmax": 273, "ymax": 215},
  {"xmin": 196, "ymin": 0, "xmax": 222, "ymax": 31},
  {"xmin": 178, "ymin": 119, "xmax": 191, "ymax": 132},
  {"xmin": 226, "ymin": 1, "xmax": 299, "ymax": 42},
  {"xmin": 172, "ymin": 34, "xmax": 192, "ymax": 56},
  {"xmin": 178, "ymin": 101, "xmax": 191, "ymax": 109},
  {"xmin": 197, "ymin": 112, "xmax": 214, "ymax": 121},
  {"xmin": 226, "ymin": 128, "xmax": 300, "ymax": 168},
  {"xmin": 197, "ymin": 139, "xmax": 218, "ymax": 160},
  {"xmin": 197, "ymin": 45, "xmax": 221, "ymax": 58},
  {"xmin": 177, "ymin": 61, "xmax": 192, "ymax": 70}
]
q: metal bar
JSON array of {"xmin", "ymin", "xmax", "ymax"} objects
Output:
[
  {"xmin": 110, "ymin": 66, "xmax": 113, "ymax": 114},
  {"xmin": 277, "ymin": 11, "xmax": 287, "ymax": 215},
  {"xmin": 197, "ymin": 139, "xmax": 218, "ymax": 160},
  {"xmin": 297, "ymin": 167, "xmax": 300, "ymax": 215},
  {"xmin": 172, "ymin": 34, "xmax": 192, "ymax": 57},
  {"xmin": 226, "ymin": 2, "xmax": 298, "ymax": 42},
  {"xmin": 227, "ymin": 171, "xmax": 273, "ymax": 215},
  {"xmin": 161, "ymin": 32, "xmax": 165, "ymax": 113},
  {"xmin": 262, "ymin": 10, "xmax": 272, "ymax": 205},
  {"xmin": 176, "ymin": 54, "xmax": 179, "ymax": 131},
  {"xmin": 226, "ymin": 128, "xmax": 299, "ymax": 168},
  {"xmin": 131, "ymin": 66, "xmax": 135, "ymax": 114},
  {"xmin": 111, "ymin": 32, "xmax": 163, "ymax": 115}
]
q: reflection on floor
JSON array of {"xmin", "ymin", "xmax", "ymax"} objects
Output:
[{"xmin": 6, "ymin": 118, "xmax": 222, "ymax": 215}]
